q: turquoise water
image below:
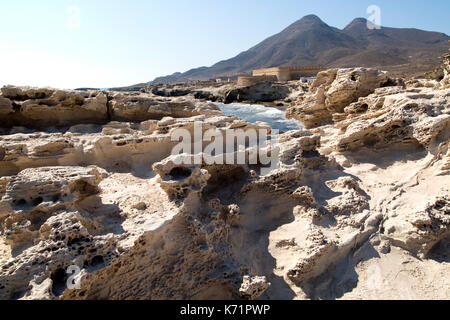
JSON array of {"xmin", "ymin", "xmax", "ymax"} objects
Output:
[{"xmin": 214, "ymin": 102, "xmax": 303, "ymax": 132}]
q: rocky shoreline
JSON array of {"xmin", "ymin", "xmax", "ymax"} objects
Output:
[{"xmin": 0, "ymin": 59, "xmax": 449, "ymax": 299}]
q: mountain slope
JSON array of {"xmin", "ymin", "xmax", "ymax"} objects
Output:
[{"xmin": 151, "ymin": 15, "xmax": 450, "ymax": 83}]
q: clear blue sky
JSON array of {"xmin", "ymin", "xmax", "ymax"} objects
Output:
[{"xmin": 1, "ymin": 0, "xmax": 449, "ymax": 89}]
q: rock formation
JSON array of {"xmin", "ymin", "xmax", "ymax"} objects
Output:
[
  {"xmin": 0, "ymin": 86, "xmax": 221, "ymax": 128},
  {"xmin": 0, "ymin": 59, "xmax": 449, "ymax": 300},
  {"xmin": 146, "ymin": 79, "xmax": 306, "ymax": 107}
]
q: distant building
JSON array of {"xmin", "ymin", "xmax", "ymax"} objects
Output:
[
  {"xmin": 237, "ymin": 75, "xmax": 278, "ymax": 86},
  {"xmin": 237, "ymin": 66, "xmax": 326, "ymax": 86},
  {"xmin": 253, "ymin": 66, "xmax": 326, "ymax": 81}
]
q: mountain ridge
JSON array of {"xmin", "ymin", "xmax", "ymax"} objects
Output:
[{"xmin": 150, "ymin": 15, "xmax": 450, "ymax": 84}]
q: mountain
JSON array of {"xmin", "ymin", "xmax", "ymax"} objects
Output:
[{"xmin": 150, "ymin": 15, "xmax": 450, "ymax": 84}]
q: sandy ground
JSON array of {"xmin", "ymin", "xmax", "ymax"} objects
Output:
[
  {"xmin": 97, "ymin": 172, "xmax": 180, "ymax": 250},
  {"xmin": 0, "ymin": 238, "xmax": 11, "ymax": 265},
  {"xmin": 341, "ymin": 246, "xmax": 450, "ymax": 300}
]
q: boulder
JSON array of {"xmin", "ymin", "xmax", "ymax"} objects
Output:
[
  {"xmin": 286, "ymin": 68, "xmax": 389, "ymax": 128},
  {"xmin": 0, "ymin": 86, "xmax": 108, "ymax": 127}
]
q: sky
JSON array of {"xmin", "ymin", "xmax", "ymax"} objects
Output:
[{"xmin": 1, "ymin": 0, "xmax": 449, "ymax": 89}]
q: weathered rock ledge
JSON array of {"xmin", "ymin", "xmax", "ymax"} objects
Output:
[{"xmin": 0, "ymin": 86, "xmax": 221, "ymax": 129}]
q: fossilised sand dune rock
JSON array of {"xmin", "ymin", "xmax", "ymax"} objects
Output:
[
  {"xmin": 0, "ymin": 86, "xmax": 222, "ymax": 128},
  {"xmin": 286, "ymin": 68, "xmax": 390, "ymax": 129},
  {"xmin": 239, "ymin": 276, "xmax": 271, "ymax": 300},
  {"xmin": 0, "ymin": 209, "xmax": 118, "ymax": 300},
  {"xmin": 62, "ymin": 212, "xmax": 243, "ymax": 300},
  {"xmin": 333, "ymin": 88, "xmax": 450, "ymax": 153},
  {"xmin": 109, "ymin": 92, "xmax": 221, "ymax": 122},
  {"xmin": 0, "ymin": 162, "xmax": 180, "ymax": 300},
  {"xmin": 152, "ymin": 155, "xmax": 212, "ymax": 199},
  {"xmin": 0, "ymin": 164, "xmax": 180, "ymax": 300},
  {"xmin": 0, "ymin": 86, "xmax": 108, "ymax": 127},
  {"xmin": 0, "ymin": 113, "xmax": 275, "ymax": 299},
  {"xmin": 0, "ymin": 166, "xmax": 122, "ymax": 300},
  {"xmin": 312, "ymin": 80, "xmax": 449, "ymax": 261},
  {"xmin": 61, "ymin": 128, "xmax": 384, "ymax": 300},
  {"xmin": 0, "ymin": 166, "xmax": 105, "ymax": 250},
  {"xmin": 383, "ymin": 196, "xmax": 450, "ymax": 258},
  {"xmin": 60, "ymin": 130, "xmax": 320, "ymax": 300},
  {"xmin": 0, "ymin": 114, "xmax": 250, "ymax": 177}
]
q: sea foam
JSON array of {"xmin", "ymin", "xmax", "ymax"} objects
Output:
[{"xmin": 214, "ymin": 103, "xmax": 303, "ymax": 132}]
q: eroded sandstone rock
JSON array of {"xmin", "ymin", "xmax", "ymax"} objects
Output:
[
  {"xmin": 239, "ymin": 275, "xmax": 271, "ymax": 300},
  {"xmin": 109, "ymin": 92, "xmax": 221, "ymax": 122},
  {"xmin": 0, "ymin": 86, "xmax": 108, "ymax": 127},
  {"xmin": 0, "ymin": 86, "xmax": 222, "ymax": 128},
  {"xmin": 152, "ymin": 155, "xmax": 212, "ymax": 199},
  {"xmin": 334, "ymin": 89, "xmax": 450, "ymax": 153},
  {"xmin": 0, "ymin": 166, "xmax": 119, "ymax": 299},
  {"xmin": 383, "ymin": 196, "xmax": 450, "ymax": 258},
  {"xmin": 286, "ymin": 68, "xmax": 389, "ymax": 128}
]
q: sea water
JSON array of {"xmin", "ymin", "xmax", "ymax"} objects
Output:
[{"xmin": 214, "ymin": 102, "xmax": 302, "ymax": 132}]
